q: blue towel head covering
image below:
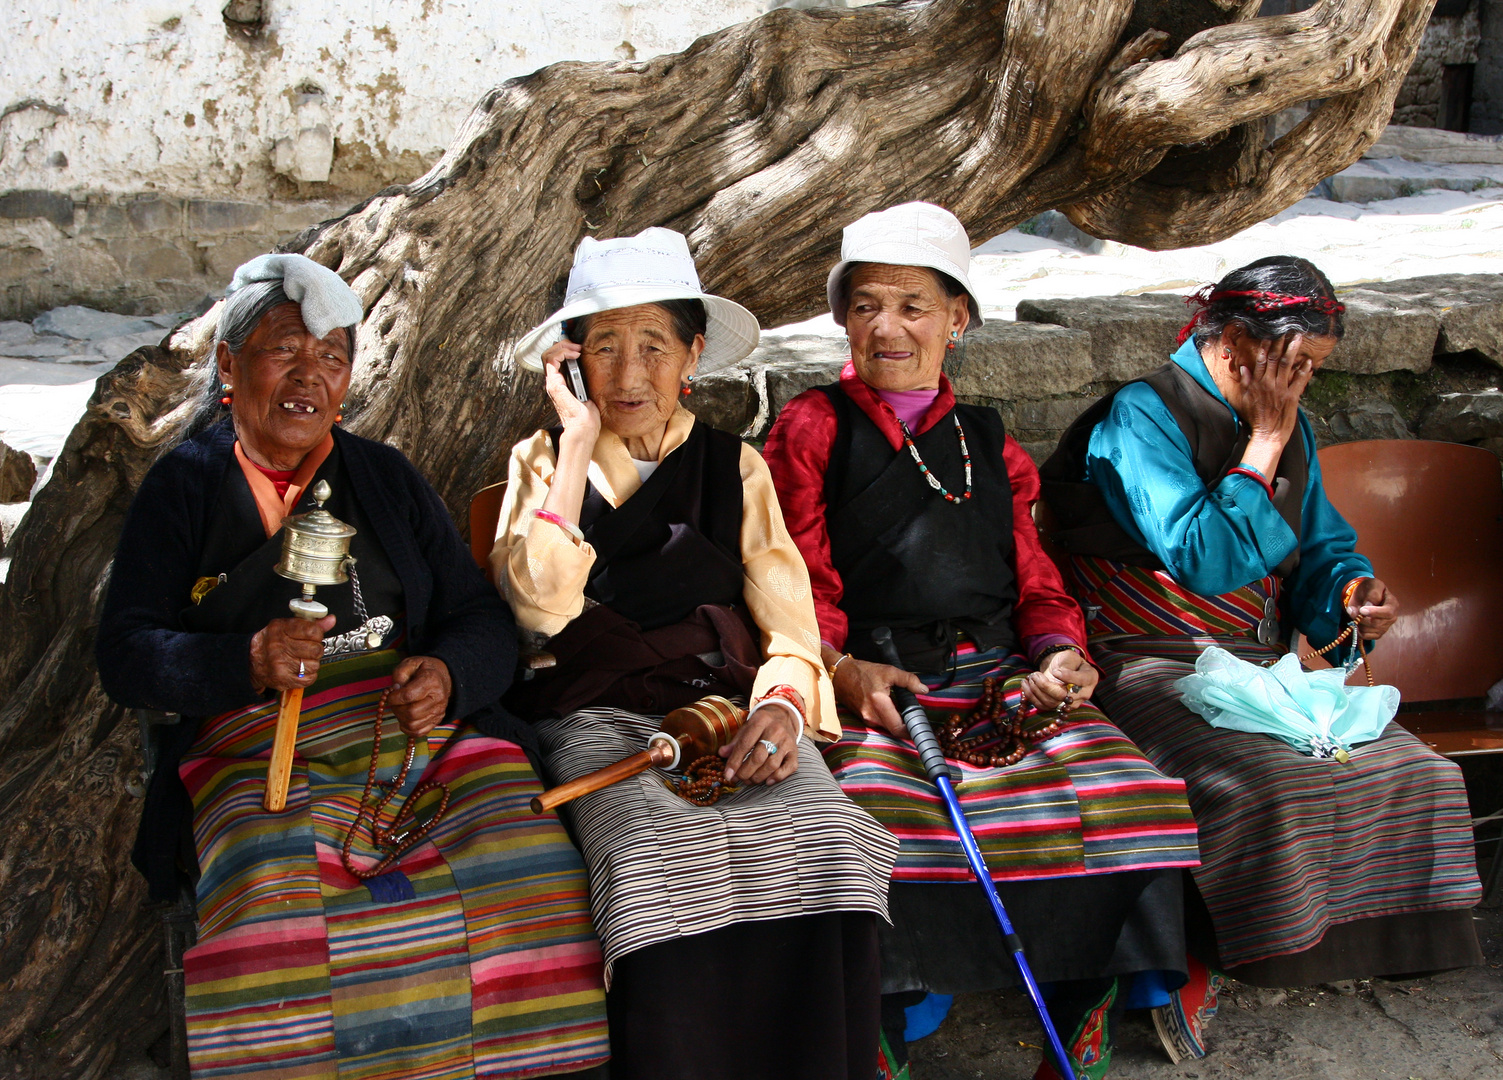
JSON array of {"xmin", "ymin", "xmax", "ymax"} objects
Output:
[{"xmin": 220, "ymin": 253, "xmax": 363, "ymax": 343}]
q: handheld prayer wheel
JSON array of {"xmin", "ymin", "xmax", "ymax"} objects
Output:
[
  {"xmin": 530, "ymin": 696, "xmax": 745, "ymax": 815},
  {"xmin": 264, "ymin": 480, "xmax": 357, "ymax": 812}
]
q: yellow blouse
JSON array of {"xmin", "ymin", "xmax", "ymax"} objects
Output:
[{"xmin": 490, "ymin": 406, "xmax": 839, "ymax": 741}]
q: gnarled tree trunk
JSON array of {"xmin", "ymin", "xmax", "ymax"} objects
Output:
[{"xmin": 0, "ymin": 1, "xmax": 1434, "ymax": 1074}]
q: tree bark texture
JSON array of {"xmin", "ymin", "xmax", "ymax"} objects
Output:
[{"xmin": 0, "ymin": 1, "xmax": 1433, "ymax": 1074}]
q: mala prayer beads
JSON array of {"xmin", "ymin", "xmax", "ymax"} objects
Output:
[
  {"xmin": 671, "ymin": 754, "xmax": 740, "ymax": 806},
  {"xmin": 938, "ymin": 676, "xmax": 1075, "ymax": 768}
]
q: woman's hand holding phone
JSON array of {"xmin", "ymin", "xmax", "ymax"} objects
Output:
[{"xmin": 542, "ymin": 340, "xmax": 601, "ymax": 449}]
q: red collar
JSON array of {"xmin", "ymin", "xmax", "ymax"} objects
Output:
[{"xmin": 838, "ymin": 362, "xmax": 957, "ymax": 452}]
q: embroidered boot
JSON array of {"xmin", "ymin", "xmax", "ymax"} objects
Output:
[
  {"xmin": 1152, "ymin": 956, "xmax": 1225, "ymax": 1063},
  {"xmin": 1033, "ymin": 978, "xmax": 1116, "ymax": 1080}
]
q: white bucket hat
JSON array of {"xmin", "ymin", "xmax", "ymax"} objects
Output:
[
  {"xmin": 513, "ymin": 227, "xmax": 761, "ymax": 373},
  {"xmin": 826, "ymin": 201, "xmax": 982, "ymax": 330}
]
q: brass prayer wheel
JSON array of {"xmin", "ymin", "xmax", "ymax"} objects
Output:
[
  {"xmin": 274, "ymin": 479, "xmax": 356, "ymax": 589},
  {"xmin": 647, "ymin": 696, "xmax": 745, "ymax": 770}
]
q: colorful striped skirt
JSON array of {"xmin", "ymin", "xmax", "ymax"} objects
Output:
[
  {"xmin": 821, "ymin": 643, "xmax": 1201, "ymax": 883},
  {"xmin": 534, "ymin": 706, "xmax": 898, "ymax": 984},
  {"xmin": 1093, "ymin": 634, "xmax": 1484, "ymax": 970},
  {"xmin": 179, "ymin": 649, "xmax": 609, "ymax": 1079}
]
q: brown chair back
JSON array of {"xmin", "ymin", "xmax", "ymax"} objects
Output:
[
  {"xmin": 468, "ymin": 481, "xmax": 508, "ymax": 579},
  {"xmin": 1314, "ymin": 439, "xmax": 1503, "ymax": 702}
]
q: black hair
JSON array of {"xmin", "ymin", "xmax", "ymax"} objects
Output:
[
  {"xmin": 1190, "ymin": 255, "xmax": 1344, "ymax": 347},
  {"xmin": 563, "ymin": 298, "xmax": 708, "ymax": 349},
  {"xmin": 833, "ymin": 262, "xmax": 970, "ymax": 326}
]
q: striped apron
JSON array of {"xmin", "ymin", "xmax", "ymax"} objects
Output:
[
  {"xmin": 180, "ymin": 649, "xmax": 609, "ymax": 1079},
  {"xmin": 1073, "ymin": 556, "xmax": 1483, "ymax": 968}
]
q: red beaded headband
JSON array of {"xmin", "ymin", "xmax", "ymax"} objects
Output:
[{"xmin": 1176, "ymin": 286, "xmax": 1346, "ymax": 344}]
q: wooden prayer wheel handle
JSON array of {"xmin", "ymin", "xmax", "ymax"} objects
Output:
[
  {"xmin": 263, "ymin": 688, "xmax": 303, "ymax": 812},
  {"xmin": 531, "ymin": 740, "xmax": 678, "ymax": 814},
  {"xmin": 263, "ymin": 588, "xmax": 328, "ymax": 813}
]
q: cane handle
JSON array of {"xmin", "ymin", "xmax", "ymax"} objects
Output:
[{"xmin": 872, "ymin": 627, "xmax": 950, "ymax": 784}]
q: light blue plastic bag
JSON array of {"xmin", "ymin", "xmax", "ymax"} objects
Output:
[{"xmin": 1174, "ymin": 646, "xmax": 1398, "ymax": 759}]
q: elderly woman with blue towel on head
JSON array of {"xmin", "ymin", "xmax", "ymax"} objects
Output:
[{"xmin": 98, "ymin": 253, "xmax": 610, "ymax": 1079}]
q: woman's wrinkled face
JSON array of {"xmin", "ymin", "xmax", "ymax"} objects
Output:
[
  {"xmin": 217, "ymin": 301, "xmax": 351, "ymax": 469},
  {"xmin": 845, "ymin": 264, "xmax": 970, "ymax": 393},
  {"xmin": 577, "ymin": 304, "xmax": 702, "ymax": 448},
  {"xmin": 1215, "ymin": 322, "xmax": 1339, "ymax": 411}
]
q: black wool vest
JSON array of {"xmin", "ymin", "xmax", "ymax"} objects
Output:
[
  {"xmin": 555, "ymin": 420, "xmax": 745, "ymax": 631},
  {"xmin": 819, "ymin": 386, "xmax": 1017, "ymax": 673},
  {"xmin": 1038, "ymin": 361, "xmax": 1307, "ymax": 578}
]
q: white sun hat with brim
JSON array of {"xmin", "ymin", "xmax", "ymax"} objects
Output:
[
  {"xmin": 512, "ymin": 227, "xmax": 761, "ymax": 373},
  {"xmin": 826, "ymin": 201, "xmax": 983, "ymax": 330}
]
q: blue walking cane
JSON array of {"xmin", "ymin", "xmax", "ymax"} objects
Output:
[{"xmin": 872, "ymin": 627, "xmax": 1076, "ymax": 1080}]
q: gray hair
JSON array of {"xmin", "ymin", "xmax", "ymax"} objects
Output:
[{"xmin": 183, "ymin": 282, "xmax": 358, "ymax": 439}]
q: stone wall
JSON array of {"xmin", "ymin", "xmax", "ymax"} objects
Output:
[
  {"xmin": 0, "ymin": 0, "xmax": 771, "ymax": 320},
  {"xmin": 687, "ymin": 274, "xmax": 1503, "ymax": 463},
  {"xmin": 1393, "ymin": 4, "xmax": 1483, "ymax": 128}
]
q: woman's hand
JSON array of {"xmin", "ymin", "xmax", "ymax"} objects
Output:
[
  {"xmin": 721, "ymin": 702, "xmax": 801, "ymax": 785},
  {"xmin": 541, "ymin": 340, "xmax": 601, "ymax": 447},
  {"xmin": 832, "ymin": 656, "xmax": 927, "ymax": 739},
  {"xmin": 1347, "ymin": 578, "xmax": 1399, "ymax": 641},
  {"xmin": 1023, "ymin": 648, "xmax": 1098, "ymax": 713},
  {"xmin": 1237, "ymin": 334, "xmax": 1314, "ymax": 476},
  {"xmin": 250, "ymin": 614, "xmax": 336, "ymax": 692},
  {"xmin": 387, "ymin": 656, "xmax": 453, "ymax": 736}
]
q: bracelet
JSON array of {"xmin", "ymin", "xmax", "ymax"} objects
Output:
[
  {"xmin": 750, "ymin": 684, "xmax": 806, "ymax": 736},
  {"xmin": 532, "ymin": 508, "xmax": 583, "ymax": 541},
  {"xmin": 1034, "ymin": 642, "xmax": 1082, "ymax": 666},
  {"xmin": 826, "ymin": 653, "xmax": 853, "ymax": 680},
  {"xmin": 1341, "ymin": 577, "xmax": 1365, "ymax": 611}
]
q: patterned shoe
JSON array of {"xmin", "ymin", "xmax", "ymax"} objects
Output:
[
  {"xmin": 1033, "ymin": 979, "xmax": 1116, "ymax": 1080},
  {"xmin": 1152, "ymin": 957, "xmax": 1226, "ymax": 1064}
]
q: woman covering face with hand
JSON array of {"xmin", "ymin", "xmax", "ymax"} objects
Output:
[
  {"xmin": 97, "ymin": 254, "xmax": 610, "ymax": 1080},
  {"xmin": 762, "ymin": 203, "xmax": 1201, "ymax": 1080},
  {"xmin": 1040, "ymin": 255, "xmax": 1482, "ymax": 1063},
  {"xmin": 492, "ymin": 227, "xmax": 896, "ymax": 1080}
]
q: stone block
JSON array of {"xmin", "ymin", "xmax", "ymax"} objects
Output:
[
  {"xmin": 204, "ymin": 236, "xmax": 271, "ymax": 282},
  {"xmin": 1325, "ymin": 290, "xmax": 1440, "ymax": 374},
  {"xmin": 1324, "ymin": 159, "xmax": 1503, "ymax": 202},
  {"xmin": 33, "ymin": 305, "xmax": 161, "ymax": 340},
  {"xmin": 1355, "ymin": 274, "xmax": 1503, "ymax": 366},
  {"xmin": 109, "ymin": 239, "xmax": 197, "ymax": 282},
  {"xmin": 188, "ymin": 199, "xmax": 268, "ymax": 235},
  {"xmin": 1002, "ymin": 396, "xmax": 1094, "ymax": 437},
  {"xmin": 82, "ymin": 201, "xmax": 131, "ymax": 236},
  {"xmin": 0, "ymin": 439, "xmax": 36, "ymax": 503},
  {"xmin": 126, "ymin": 196, "xmax": 184, "ymax": 235},
  {"xmin": 685, "ymin": 366, "xmax": 756, "ymax": 435},
  {"xmin": 1417, "ymin": 390, "xmax": 1503, "ymax": 443},
  {"xmin": 1325, "ymin": 400, "xmax": 1414, "ymax": 442},
  {"xmin": 952, "ymin": 322, "xmax": 1094, "ymax": 400},
  {"xmin": 1366, "ymin": 124, "xmax": 1503, "ymax": 165},
  {"xmin": 756, "ymin": 336, "xmax": 850, "ymax": 432},
  {"xmin": 1, "ymin": 337, "xmax": 73, "ymax": 358},
  {"xmin": 0, "ymin": 190, "xmax": 75, "ymax": 228},
  {"xmin": 87, "ymin": 328, "xmax": 168, "ymax": 362},
  {"xmin": 0, "ymin": 321, "xmax": 33, "ymax": 346},
  {"xmin": 1014, "ymin": 294, "xmax": 1186, "ymax": 383}
]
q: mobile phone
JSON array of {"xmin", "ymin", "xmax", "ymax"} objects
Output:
[{"xmin": 564, "ymin": 357, "xmax": 589, "ymax": 402}]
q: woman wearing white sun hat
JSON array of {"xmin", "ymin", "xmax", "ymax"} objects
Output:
[
  {"xmin": 491, "ymin": 227, "xmax": 898, "ymax": 1080},
  {"xmin": 764, "ymin": 202, "xmax": 1202, "ymax": 1080}
]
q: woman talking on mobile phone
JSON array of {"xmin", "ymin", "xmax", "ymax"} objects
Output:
[{"xmin": 488, "ymin": 227, "xmax": 897, "ymax": 1080}]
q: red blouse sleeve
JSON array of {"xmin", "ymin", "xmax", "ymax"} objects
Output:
[
  {"xmin": 1006, "ymin": 435, "xmax": 1089, "ymax": 656},
  {"xmin": 762, "ymin": 389, "xmax": 849, "ymax": 651}
]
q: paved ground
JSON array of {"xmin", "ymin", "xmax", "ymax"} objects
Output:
[{"xmin": 912, "ymin": 906, "xmax": 1503, "ymax": 1080}]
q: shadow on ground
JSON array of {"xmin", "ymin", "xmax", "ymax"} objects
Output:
[{"xmin": 911, "ymin": 906, "xmax": 1503, "ymax": 1080}]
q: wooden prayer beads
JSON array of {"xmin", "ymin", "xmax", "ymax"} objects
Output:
[
  {"xmin": 936, "ymin": 676, "xmax": 1073, "ymax": 769},
  {"xmin": 672, "ymin": 754, "xmax": 739, "ymax": 806}
]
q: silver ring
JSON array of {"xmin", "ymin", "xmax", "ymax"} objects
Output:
[
  {"xmin": 759, "ymin": 738, "xmax": 780, "ymax": 755},
  {"xmin": 298, "ymin": 660, "xmax": 306, "ymax": 679}
]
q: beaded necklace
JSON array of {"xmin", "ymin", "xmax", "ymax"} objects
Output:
[{"xmin": 898, "ymin": 414, "xmax": 973, "ymax": 503}]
